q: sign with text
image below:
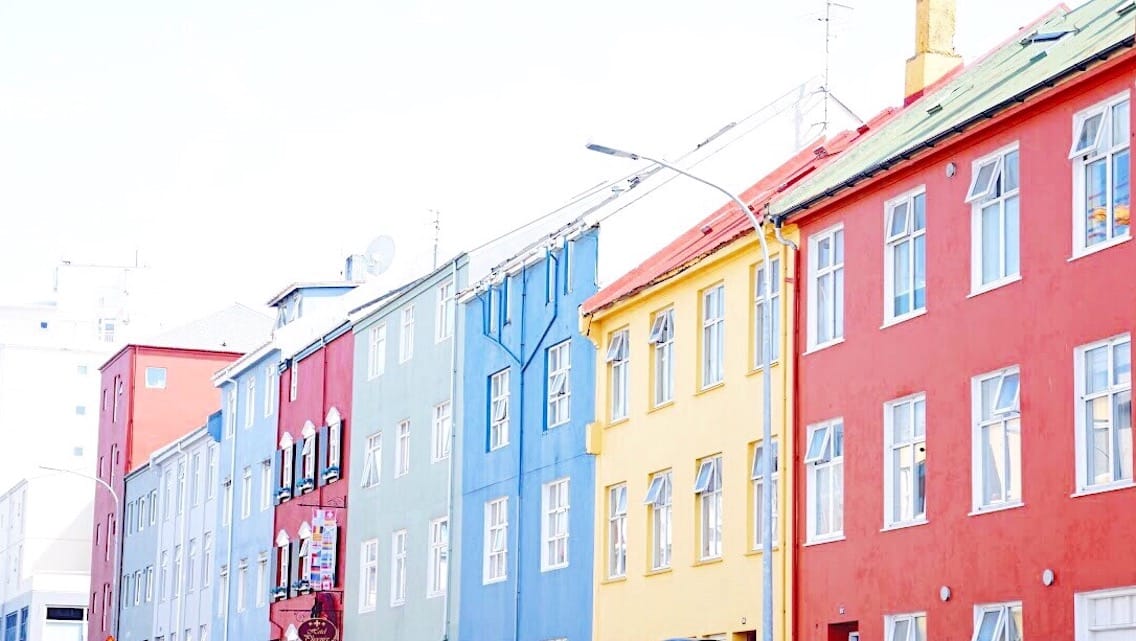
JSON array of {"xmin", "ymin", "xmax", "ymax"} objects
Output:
[
  {"xmin": 297, "ymin": 617, "xmax": 339, "ymax": 641},
  {"xmin": 311, "ymin": 509, "xmax": 337, "ymax": 589}
]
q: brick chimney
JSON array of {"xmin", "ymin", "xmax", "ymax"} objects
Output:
[{"xmin": 904, "ymin": 0, "xmax": 963, "ymax": 103}]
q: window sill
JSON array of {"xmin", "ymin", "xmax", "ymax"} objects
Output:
[
  {"xmin": 746, "ymin": 360, "xmax": 782, "ymax": 377},
  {"xmin": 803, "ymin": 535, "xmax": 845, "ymax": 547},
  {"xmin": 880, "ymin": 308, "xmax": 927, "ymax": 330},
  {"xmin": 390, "ymin": 600, "xmax": 406, "ymax": 608},
  {"xmin": 644, "ymin": 567, "xmax": 672, "ymax": 577},
  {"xmin": 541, "ymin": 563, "xmax": 568, "ymax": 573},
  {"xmin": 601, "ymin": 575, "xmax": 628, "ymax": 585},
  {"xmin": 804, "ymin": 338, "xmax": 845, "ymax": 356},
  {"xmin": 696, "ymin": 381, "xmax": 725, "ymax": 396},
  {"xmin": 358, "ymin": 605, "xmax": 376, "ymax": 614},
  {"xmin": 744, "ymin": 545, "xmax": 780, "ymax": 557},
  {"xmin": 648, "ymin": 401, "xmax": 675, "ymax": 415},
  {"xmin": 881, "ymin": 519, "xmax": 928, "ymax": 532},
  {"xmin": 426, "ymin": 591, "xmax": 444, "ymax": 599},
  {"xmin": 968, "ymin": 501, "xmax": 1024, "ymax": 517},
  {"xmin": 693, "ymin": 556, "xmax": 723, "ymax": 567},
  {"xmin": 606, "ymin": 417, "xmax": 630, "ymax": 429},
  {"xmin": 968, "ymin": 274, "xmax": 1022, "ymax": 299},
  {"xmin": 482, "ymin": 576, "xmax": 507, "ymax": 586},
  {"xmin": 1069, "ymin": 234, "xmax": 1131, "ymax": 262},
  {"xmin": 1071, "ymin": 481, "xmax": 1135, "ymax": 498}
]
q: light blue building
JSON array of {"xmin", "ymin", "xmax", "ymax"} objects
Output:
[
  {"xmin": 457, "ymin": 226, "xmax": 599, "ymax": 641},
  {"xmin": 118, "ymin": 463, "xmax": 158, "ymax": 641}
]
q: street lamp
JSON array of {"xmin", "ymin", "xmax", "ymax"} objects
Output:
[
  {"xmin": 587, "ymin": 142, "xmax": 779, "ymax": 641},
  {"xmin": 39, "ymin": 465, "xmax": 121, "ymax": 640}
]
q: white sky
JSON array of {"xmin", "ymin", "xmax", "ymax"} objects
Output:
[{"xmin": 0, "ymin": 0, "xmax": 1070, "ymax": 326}]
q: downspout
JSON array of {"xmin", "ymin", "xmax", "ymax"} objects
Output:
[
  {"xmin": 173, "ymin": 441, "xmax": 189, "ymax": 641},
  {"xmin": 771, "ymin": 217, "xmax": 798, "ymax": 641},
  {"xmin": 222, "ymin": 381, "xmax": 237, "ymax": 641},
  {"xmin": 442, "ymin": 257, "xmax": 460, "ymax": 641}
]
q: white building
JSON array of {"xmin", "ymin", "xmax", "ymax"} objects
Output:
[{"xmin": 0, "ymin": 475, "xmax": 94, "ymax": 641}]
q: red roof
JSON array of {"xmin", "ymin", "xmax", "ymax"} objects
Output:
[{"xmin": 582, "ymin": 109, "xmax": 897, "ymax": 315}]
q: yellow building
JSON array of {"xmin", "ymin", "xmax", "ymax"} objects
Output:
[{"xmin": 582, "ymin": 186, "xmax": 800, "ymax": 641}]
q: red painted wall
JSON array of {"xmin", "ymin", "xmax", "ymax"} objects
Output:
[
  {"xmin": 793, "ymin": 58, "xmax": 1136, "ymax": 640},
  {"xmin": 88, "ymin": 345, "xmax": 239, "ymax": 641},
  {"xmin": 270, "ymin": 330, "xmax": 354, "ymax": 639}
]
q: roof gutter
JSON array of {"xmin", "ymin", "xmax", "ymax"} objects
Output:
[{"xmin": 776, "ymin": 35, "xmax": 1136, "ymax": 219}]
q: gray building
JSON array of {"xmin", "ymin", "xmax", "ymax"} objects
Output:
[{"xmin": 119, "ymin": 463, "xmax": 159, "ymax": 641}]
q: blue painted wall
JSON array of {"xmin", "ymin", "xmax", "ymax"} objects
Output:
[
  {"xmin": 458, "ymin": 229, "xmax": 598, "ymax": 641},
  {"xmin": 215, "ymin": 349, "xmax": 280, "ymax": 641},
  {"xmin": 118, "ymin": 463, "xmax": 158, "ymax": 641}
]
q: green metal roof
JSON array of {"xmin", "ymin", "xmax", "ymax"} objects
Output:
[{"xmin": 770, "ymin": 0, "xmax": 1136, "ymax": 216}]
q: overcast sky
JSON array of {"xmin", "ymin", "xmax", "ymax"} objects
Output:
[{"xmin": 0, "ymin": 0, "xmax": 1070, "ymax": 326}]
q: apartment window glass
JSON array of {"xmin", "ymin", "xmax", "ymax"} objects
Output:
[
  {"xmin": 301, "ymin": 430, "xmax": 316, "ymax": 483},
  {"xmin": 260, "ymin": 460, "xmax": 272, "ymax": 510},
  {"xmin": 190, "ymin": 453, "xmax": 201, "ymax": 506},
  {"xmin": 172, "ymin": 546, "xmax": 182, "ymax": 597},
  {"xmin": 886, "ymin": 613, "xmax": 927, "ymax": 641},
  {"xmin": 644, "ymin": 471, "xmax": 672, "ymax": 569},
  {"xmin": 134, "ymin": 571, "xmax": 142, "ymax": 605},
  {"xmin": 648, "ymin": 308, "xmax": 675, "ymax": 406},
  {"xmin": 432, "ymin": 401, "xmax": 452, "ymax": 462},
  {"xmin": 399, "ymin": 306, "xmax": 415, "ymax": 362},
  {"xmin": 187, "ymin": 539, "xmax": 197, "ymax": 591},
  {"xmin": 1071, "ymin": 93, "xmax": 1130, "ymax": 252},
  {"xmin": 236, "ymin": 560, "xmax": 247, "ymax": 612},
  {"xmin": 972, "ymin": 603, "xmax": 1022, "ymax": 641},
  {"xmin": 484, "ymin": 497, "xmax": 508, "ymax": 583},
  {"xmin": 368, "ymin": 325, "xmax": 386, "ymax": 379},
  {"xmin": 264, "ymin": 364, "xmax": 277, "ymax": 417},
  {"xmin": 202, "ymin": 534, "xmax": 212, "ymax": 587},
  {"xmin": 606, "ymin": 329, "xmax": 630, "ymax": 421},
  {"xmin": 885, "ymin": 395, "xmax": 927, "ymax": 527},
  {"xmin": 808, "ymin": 225, "xmax": 844, "ymax": 347},
  {"xmin": 973, "ymin": 368, "xmax": 1022, "ymax": 509},
  {"xmin": 362, "ymin": 432, "xmax": 382, "ymax": 487},
  {"xmin": 226, "ymin": 389, "xmax": 236, "ymax": 437},
  {"xmin": 328, "ymin": 410, "xmax": 343, "ymax": 472},
  {"xmin": 754, "ymin": 257, "xmax": 781, "ymax": 366},
  {"xmin": 145, "ymin": 367, "xmax": 167, "ymax": 389},
  {"xmin": 390, "ymin": 530, "xmax": 407, "ymax": 606},
  {"xmin": 701, "ymin": 285, "xmax": 725, "ymax": 387},
  {"xmin": 217, "ymin": 565, "xmax": 228, "ymax": 615},
  {"xmin": 256, "ymin": 554, "xmax": 267, "ymax": 607},
  {"xmin": 752, "ymin": 438, "xmax": 779, "ymax": 548},
  {"xmin": 244, "ymin": 377, "xmax": 255, "ymax": 428},
  {"xmin": 395, "ymin": 420, "xmax": 410, "ymax": 477},
  {"xmin": 547, "ymin": 341, "xmax": 571, "ymax": 427},
  {"xmin": 206, "ymin": 446, "xmax": 217, "ymax": 499},
  {"xmin": 289, "ymin": 363, "xmax": 299, "ymax": 402},
  {"xmin": 1077, "ymin": 335, "xmax": 1132, "ymax": 490},
  {"xmin": 490, "ymin": 369, "xmax": 510, "ymax": 450},
  {"xmin": 967, "ymin": 145, "xmax": 1020, "ymax": 290},
  {"xmin": 146, "ymin": 566, "xmax": 154, "ymax": 601},
  {"xmin": 694, "ymin": 456, "xmax": 723, "ymax": 559},
  {"xmin": 805, "ymin": 419, "xmax": 844, "ymax": 541},
  {"xmin": 241, "ymin": 467, "xmax": 252, "ymax": 519},
  {"xmin": 541, "ymin": 478, "xmax": 569, "ymax": 571},
  {"xmin": 222, "ymin": 480, "xmax": 232, "ymax": 526},
  {"xmin": 436, "ymin": 280, "xmax": 455, "ymax": 341},
  {"xmin": 428, "ymin": 518, "xmax": 448, "ymax": 597},
  {"xmin": 359, "ymin": 539, "xmax": 379, "ymax": 612},
  {"xmin": 176, "ymin": 460, "xmax": 186, "ymax": 513},
  {"xmin": 884, "ymin": 189, "xmax": 927, "ymax": 321},
  {"xmin": 607, "ymin": 484, "xmax": 627, "ymax": 578}
]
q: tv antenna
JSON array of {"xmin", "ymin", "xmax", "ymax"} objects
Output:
[
  {"xmin": 362, "ymin": 235, "xmax": 396, "ymax": 277},
  {"xmin": 429, "ymin": 209, "xmax": 441, "ymax": 269},
  {"xmin": 819, "ymin": 0, "xmax": 855, "ymax": 134}
]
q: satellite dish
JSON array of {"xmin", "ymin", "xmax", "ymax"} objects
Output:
[{"xmin": 364, "ymin": 235, "xmax": 396, "ymax": 276}]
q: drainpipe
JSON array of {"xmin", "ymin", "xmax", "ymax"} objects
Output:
[
  {"xmin": 442, "ymin": 257, "xmax": 460, "ymax": 641},
  {"xmin": 222, "ymin": 380, "xmax": 237, "ymax": 641},
  {"xmin": 771, "ymin": 216, "xmax": 798, "ymax": 641}
]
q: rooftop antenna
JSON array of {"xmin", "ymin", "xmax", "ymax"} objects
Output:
[
  {"xmin": 429, "ymin": 209, "xmax": 441, "ymax": 269},
  {"xmin": 820, "ymin": 0, "xmax": 855, "ymax": 134}
]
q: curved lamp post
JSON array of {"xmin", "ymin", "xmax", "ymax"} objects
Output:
[{"xmin": 586, "ymin": 143, "xmax": 777, "ymax": 641}]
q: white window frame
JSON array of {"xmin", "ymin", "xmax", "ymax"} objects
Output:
[
  {"xmin": 436, "ymin": 280, "xmax": 455, "ymax": 342},
  {"xmin": 884, "ymin": 612, "xmax": 926, "ymax": 641},
  {"xmin": 483, "ymin": 497, "xmax": 508, "ymax": 584},
  {"xmin": 399, "ymin": 305, "xmax": 415, "ymax": 363},
  {"xmin": 972, "ymin": 367, "xmax": 1022, "ymax": 511},
  {"xmin": 754, "ymin": 257, "xmax": 781, "ymax": 368},
  {"xmin": 547, "ymin": 341, "xmax": 571, "ymax": 428},
  {"xmin": 255, "ymin": 554, "xmax": 267, "ymax": 607},
  {"xmin": 289, "ymin": 362, "xmax": 299, "ymax": 402},
  {"xmin": 967, "ymin": 143, "xmax": 1021, "ymax": 293},
  {"xmin": 432, "ymin": 401, "xmax": 452, "ymax": 462},
  {"xmin": 235, "ymin": 559, "xmax": 247, "ymax": 613},
  {"xmin": 361, "ymin": 432, "xmax": 382, "ymax": 488},
  {"xmin": 328, "ymin": 408, "xmax": 343, "ymax": 473},
  {"xmin": 701, "ymin": 284, "xmax": 725, "ymax": 388},
  {"xmin": 264, "ymin": 364, "xmax": 277, "ymax": 417},
  {"xmin": 649, "ymin": 308, "xmax": 675, "ymax": 406},
  {"xmin": 206, "ymin": 447, "xmax": 217, "ymax": 500},
  {"xmin": 276, "ymin": 534, "xmax": 290, "ymax": 590},
  {"xmin": 1074, "ymin": 334, "xmax": 1132, "ymax": 493},
  {"xmin": 221, "ymin": 480, "xmax": 232, "ymax": 527},
  {"xmin": 541, "ymin": 478, "xmax": 570, "ymax": 571},
  {"xmin": 1075, "ymin": 585, "xmax": 1136, "ymax": 639},
  {"xmin": 427, "ymin": 517, "xmax": 448, "ymax": 598},
  {"xmin": 240, "ymin": 467, "xmax": 252, "ymax": 520},
  {"xmin": 807, "ymin": 224, "xmax": 845, "ymax": 349},
  {"xmin": 390, "ymin": 530, "xmax": 407, "ymax": 606},
  {"xmin": 301, "ymin": 422, "xmax": 316, "ymax": 485},
  {"xmin": 1070, "ymin": 91, "xmax": 1131, "ymax": 256},
  {"xmin": 359, "ymin": 538, "xmax": 379, "ymax": 613},
  {"xmin": 202, "ymin": 533, "xmax": 212, "ymax": 587},
  {"xmin": 490, "ymin": 369, "xmax": 510, "ymax": 450},
  {"xmin": 607, "ymin": 329, "xmax": 630, "ymax": 421},
  {"xmin": 395, "ymin": 420, "xmax": 410, "ymax": 478},
  {"xmin": 971, "ymin": 602, "xmax": 1022, "ymax": 641},
  {"xmin": 805, "ymin": 418, "xmax": 844, "ymax": 542},
  {"xmin": 752, "ymin": 438, "xmax": 779, "ymax": 549},
  {"xmin": 145, "ymin": 366, "xmax": 167, "ymax": 389},
  {"xmin": 644, "ymin": 470, "xmax": 672, "ymax": 570},
  {"xmin": 244, "ymin": 377, "xmax": 256, "ymax": 428},
  {"xmin": 367, "ymin": 325, "xmax": 387, "ymax": 380},
  {"xmin": 884, "ymin": 394, "xmax": 927, "ymax": 528},
  {"xmin": 607, "ymin": 484, "xmax": 627, "ymax": 579},
  {"xmin": 298, "ymin": 523, "xmax": 313, "ymax": 589},
  {"xmin": 694, "ymin": 455, "xmax": 723, "ymax": 559},
  {"xmin": 226, "ymin": 389, "xmax": 236, "ymax": 438},
  {"xmin": 883, "ymin": 187, "xmax": 928, "ymax": 324},
  {"xmin": 217, "ymin": 565, "xmax": 228, "ymax": 615},
  {"xmin": 260, "ymin": 460, "xmax": 272, "ymax": 511}
]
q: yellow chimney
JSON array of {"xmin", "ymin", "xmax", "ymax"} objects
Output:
[{"xmin": 904, "ymin": 0, "xmax": 963, "ymax": 101}]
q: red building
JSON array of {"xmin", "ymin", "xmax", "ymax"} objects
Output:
[
  {"xmin": 780, "ymin": 1, "xmax": 1136, "ymax": 640},
  {"xmin": 269, "ymin": 322, "xmax": 353, "ymax": 641}
]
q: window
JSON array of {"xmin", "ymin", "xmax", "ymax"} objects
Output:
[
  {"xmin": 490, "ymin": 369, "xmax": 510, "ymax": 450},
  {"xmin": 241, "ymin": 467, "xmax": 252, "ymax": 519},
  {"xmin": 362, "ymin": 432, "xmax": 382, "ymax": 487},
  {"xmin": 884, "ymin": 189, "xmax": 927, "ymax": 322},
  {"xmin": 190, "ymin": 453, "xmax": 201, "ymax": 506},
  {"xmin": 694, "ymin": 456, "xmax": 723, "ymax": 559},
  {"xmin": 967, "ymin": 145, "xmax": 1020, "ymax": 291},
  {"xmin": 607, "ymin": 484, "xmax": 627, "ymax": 578},
  {"xmin": 187, "ymin": 539, "xmax": 197, "ymax": 591},
  {"xmin": 754, "ymin": 258, "xmax": 781, "ymax": 367},
  {"xmin": 368, "ymin": 325, "xmax": 387, "ymax": 379},
  {"xmin": 264, "ymin": 364, "xmax": 277, "ymax": 417},
  {"xmin": 805, "ymin": 419, "xmax": 844, "ymax": 541},
  {"xmin": 808, "ymin": 225, "xmax": 844, "ymax": 348},
  {"xmin": 701, "ymin": 284, "xmax": 725, "ymax": 387},
  {"xmin": 134, "ymin": 570, "xmax": 142, "ymax": 605},
  {"xmin": 225, "ymin": 389, "xmax": 236, "ymax": 437},
  {"xmin": 276, "ymin": 538, "xmax": 290, "ymax": 589},
  {"xmin": 173, "ymin": 545, "xmax": 183, "ymax": 597},
  {"xmin": 260, "ymin": 460, "xmax": 272, "ymax": 510},
  {"xmin": 972, "ymin": 603, "xmax": 1022, "ymax": 641},
  {"xmin": 301, "ymin": 426, "xmax": 316, "ymax": 485},
  {"xmin": 606, "ymin": 329, "xmax": 630, "ymax": 421},
  {"xmin": 644, "ymin": 471, "xmax": 672, "ymax": 570},
  {"xmin": 222, "ymin": 480, "xmax": 233, "ymax": 527},
  {"xmin": 359, "ymin": 539, "xmax": 379, "ymax": 612},
  {"xmin": 1076, "ymin": 335, "xmax": 1132, "ymax": 491},
  {"xmin": 244, "ymin": 377, "xmax": 256, "ymax": 428},
  {"xmin": 428, "ymin": 517, "xmax": 448, "ymax": 597},
  {"xmin": 972, "ymin": 367, "xmax": 1022, "ymax": 510},
  {"xmin": 328, "ymin": 409, "xmax": 343, "ymax": 474},
  {"xmin": 299, "ymin": 527, "xmax": 313, "ymax": 589},
  {"xmin": 541, "ymin": 478, "xmax": 569, "ymax": 571},
  {"xmin": 256, "ymin": 554, "xmax": 267, "ymax": 607},
  {"xmin": 1071, "ymin": 92, "xmax": 1130, "ymax": 252},
  {"xmin": 390, "ymin": 530, "xmax": 407, "ymax": 606},
  {"xmin": 484, "ymin": 497, "xmax": 508, "ymax": 583},
  {"xmin": 752, "ymin": 438, "xmax": 779, "ymax": 549},
  {"xmin": 138, "ymin": 496, "xmax": 147, "ymax": 530},
  {"xmin": 289, "ymin": 362, "xmax": 299, "ymax": 402},
  {"xmin": 436, "ymin": 280, "xmax": 455, "ymax": 341},
  {"xmin": 202, "ymin": 534, "xmax": 212, "ymax": 587},
  {"xmin": 146, "ymin": 565, "xmax": 154, "ymax": 601},
  {"xmin": 649, "ymin": 308, "xmax": 675, "ymax": 406},
  {"xmin": 177, "ymin": 459, "xmax": 186, "ymax": 513},
  {"xmin": 399, "ymin": 306, "xmax": 415, "ymax": 363},
  {"xmin": 236, "ymin": 559, "xmax": 247, "ymax": 613},
  {"xmin": 280, "ymin": 436, "xmax": 294, "ymax": 498},
  {"xmin": 145, "ymin": 367, "xmax": 167, "ymax": 389},
  {"xmin": 395, "ymin": 420, "xmax": 410, "ymax": 477},
  {"xmin": 885, "ymin": 395, "xmax": 927, "ymax": 527},
  {"xmin": 547, "ymin": 341, "xmax": 571, "ymax": 427},
  {"xmin": 432, "ymin": 401, "xmax": 452, "ymax": 462},
  {"xmin": 886, "ymin": 613, "xmax": 926, "ymax": 641},
  {"xmin": 206, "ymin": 446, "xmax": 217, "ymax": 500},
  {"xmin": 1075, "ymin": 586, "xmax": 1136, "ymax": 639}
]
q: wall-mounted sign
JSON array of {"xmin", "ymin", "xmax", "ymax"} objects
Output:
[
  {"xmin": 311, "ymin": 509, "xmax": 337, "ymax": 589},
  {"xmin": 297, "ymin": 617, "xmax": 339, "ymax": 641}
]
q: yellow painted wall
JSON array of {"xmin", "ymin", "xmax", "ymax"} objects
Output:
[{"xmin": 585, "ymin": 225, "xmax": 798, "ymax": 641}]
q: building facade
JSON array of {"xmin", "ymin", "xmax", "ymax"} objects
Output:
[
  {"xmin": 771, "ymin": 1, "xmax": 1136, "ymax": 638},
  {"xmin": 342, "ymin": 264, "xmax": 463, "ymax": 641},
  {"xmin": 119, "ymin": 463, "xmax": 159, "ymax": 641},
  {"xmin": 457, "ymin": 228, "xmax": 598, "ymax": 641}
]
